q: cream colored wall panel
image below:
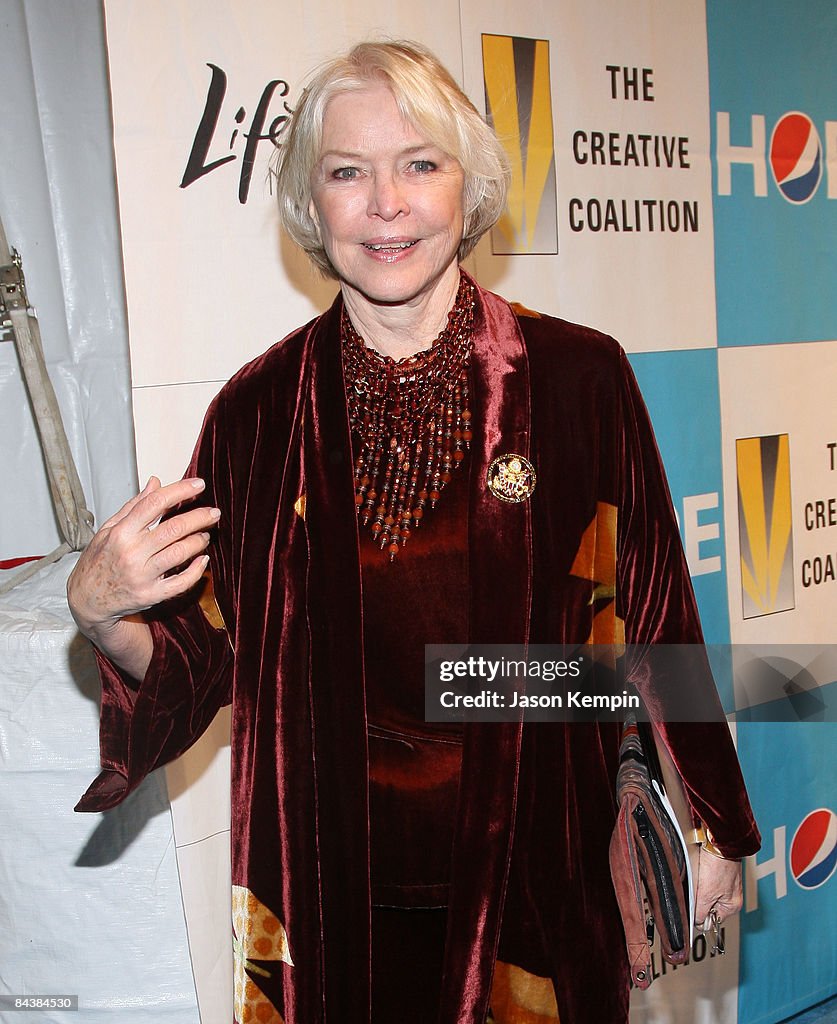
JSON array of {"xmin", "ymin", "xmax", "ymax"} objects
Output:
[
  {"xmin": 461, "ymin": 0, "xmax": 718, "ymax": 352},
  {"xmin": 172, "ymin": 828, "xmax": 234, "ymax": 1024},
  {"xmin": 103, "ymin": 0, "xmax": 464, "ymax": 390},
  {"xmin": 131, "ymin": 380, "xmax": 226, "ymax": 486},
  {"xmin": 719, "ymin": 340, "xmax": 837, "ymax": 644}
]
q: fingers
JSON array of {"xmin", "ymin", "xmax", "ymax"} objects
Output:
[
  {"xmin": 144, "ymin": 503, "xmax": 221, "ymax": 550},
  {"xmin": 695, "ymin": 898, "xmax": 714, "ymax": 927},
  {"xmin": 157, "ymin": 553, "xmax": 211, "ymax": 601},
  {"xmin": 68, "ymin": 475, "xmax": 220, "ymax": 634},
  {"xmin": 125, "ymin": 478, "xmax": 208, "ymax": 532},
  {"xmin": 101, "ymin": 475, "xmax": 204, "ymax": 532},
  {"xmin": 110, "ymin": 489, "xmax": 220, "ymax": 595},
  {"xmin": 694, "ymin": 850, "xmax": 743, "ymax": 925},
  {"xmin": 695, "ymin": 891, "xmax": 733, "ymax": 925},
  {"xmin": 147, "ymin": 528, "xmax": 212, "ymax": 578},
  {"xmin": 100, "ymin": 476, "xmax": 162, "ymax": 529},
  {"xmin": 697, "ymin": 898, "xmax": 737, "ymax": 930},
  {"xmin": 709, "ymin": 893, "xmax": 744, "ymax": 919}
]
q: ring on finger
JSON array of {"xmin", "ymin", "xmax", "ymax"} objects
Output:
[{"xmin": 706, "ymin": 908, "xmax": 725, "ymax": 955}]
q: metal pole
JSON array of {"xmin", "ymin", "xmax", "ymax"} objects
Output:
[{"xmin": 0, "ymin": 216, "xmax": 95, "ymax": 594}]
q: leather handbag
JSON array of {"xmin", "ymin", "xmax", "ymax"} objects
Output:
[{"xmin": 609, "ymin": 714, "xmax": 693, "ymax": 989}]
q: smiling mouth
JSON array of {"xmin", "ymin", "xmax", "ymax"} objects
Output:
[{"xmin": 363, "ymin": 241, "xmax": 417, "ymax": 252}]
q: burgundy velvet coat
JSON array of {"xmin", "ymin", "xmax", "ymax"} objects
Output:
[{"xmin": 78, "ymin": 279, "xmax": 760, "ymax": 1024}]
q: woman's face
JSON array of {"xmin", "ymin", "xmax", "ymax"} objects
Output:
[{"xmin": 309, "ymin": 82, "xmax": 465, "ymax": 312}]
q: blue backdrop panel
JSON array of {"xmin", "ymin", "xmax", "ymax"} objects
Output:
[
  {"xmin": 629, "ymin": 349, "xmax": 730, "ymax": 648},
  {"xmin": 707, "ymin": 0, "xmax": 837, "ymax": 348},
  {"xmin": 736, "ymin": 723, "xmax": 837, "ymax": 1024}
]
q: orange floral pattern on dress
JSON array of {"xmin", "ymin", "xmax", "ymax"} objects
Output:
[
  {"xmin": 198, "ymin": 567, "xmax": 227, "ymax": 632},
  {"xmin": 489, "ymin": 960, "xmax": 560, "ymax": 1022},
  {"xmin": 569, "ymin": 501, "xmax": 625, "ymax": 649},
  {"xmin": 232, "ymin": 885, "xmax": 293, "ymax": 1024}
]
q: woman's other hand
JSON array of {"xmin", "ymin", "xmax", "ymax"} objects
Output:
[
  {"xmin": 66, "ymin": 476, "xmax": 220, "ymax": 681},
  {"xmin": 694, "ymin": 847, "xmax": 743, "ymax": 932}
]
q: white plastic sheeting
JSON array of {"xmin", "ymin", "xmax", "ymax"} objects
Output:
[
  {"xmin": 0, "ymin": 556, "xmax": 198, "ymax": 1023},
  {"xmin": 0, "ymin": 2, "xmax": 198, "ymax": 1020},
  {"xmin": 0, "ymin": 0, "xmax": 136, "ymax": 561}
]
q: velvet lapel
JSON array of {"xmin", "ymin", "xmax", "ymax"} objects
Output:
[
  {"xmin": 296, "ymin": 281, "xmax": 532, "ymax": 1024},
  {"xmin": 438, "ymin": 283, "xmax": 532, "ymax": 1023},
  {"xmin": 301, "ymin": 298, "xmax": 371, "ymax": 1022}
]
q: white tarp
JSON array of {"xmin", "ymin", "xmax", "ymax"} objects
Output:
[
  {"xmin": 0, "ymin": 3, "xmax": 194, "ymax": 1021},
  {"xmin": 0, "ymin": 556, "xmax": 198, "ymax": 1023},
  {"xmin": 0, "ymin": 0, "xmax": 136, "ymax": 563}
]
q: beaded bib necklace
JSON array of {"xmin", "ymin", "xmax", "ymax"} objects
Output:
[{"xmin": 342, "ymin": 275, "xmax": 475, "ymax": 562}]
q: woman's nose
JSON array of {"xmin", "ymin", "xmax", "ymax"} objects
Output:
[{"xmin": 367, "ymin": 173, "xmax": 410, "ymax": 220}]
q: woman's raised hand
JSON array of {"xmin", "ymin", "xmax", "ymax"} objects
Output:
[{"xmin": 67, "ymin": 477, "xmax": 220, "ymax": 681}]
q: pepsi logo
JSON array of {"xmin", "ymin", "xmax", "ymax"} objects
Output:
[
  {"xmin": 790, "ymin": 808, "xmax": 837, "ymax": 890},
  {"xmin": 769, "ymin": 112, "xmax": 823, "ymax": 204}
]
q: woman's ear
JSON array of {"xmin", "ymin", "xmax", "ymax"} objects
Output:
[{"xmin": 308, "ymin": 198, "xmax": 320, "ymax": 236}]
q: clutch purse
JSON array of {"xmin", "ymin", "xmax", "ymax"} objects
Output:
[{"xmin": 609, "ymin": 714, "xmax": 693, "ymax": 989}]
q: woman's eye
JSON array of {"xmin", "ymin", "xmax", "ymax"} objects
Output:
[
  {"xmin": 411, "ymin": 159, "xmax": 436, "ymax": 173},
  {"xmin": 332, "ymin": 167, "xmax": 359, "ymax": 180}
]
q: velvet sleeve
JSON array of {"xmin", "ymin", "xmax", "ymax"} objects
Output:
[
  {"xmin": 76, "ymin": 393, "xmax": 234, "ymax": 813},
  {"xmin": 615, "ymin": 348, "xmax": 760, "ymax": 859}
]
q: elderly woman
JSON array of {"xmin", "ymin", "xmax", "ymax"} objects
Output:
[{"xmin": 69, "ymin": 41, "xmax": 759, "ymax": 1024}]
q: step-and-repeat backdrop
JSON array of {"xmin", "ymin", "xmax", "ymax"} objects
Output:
[{"xmin": 101, "ymin": 1, "xmax": 836, "ymax": 1022}]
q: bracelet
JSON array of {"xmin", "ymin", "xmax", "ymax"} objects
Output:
[{"xmin": 689, "ymin": 824, "xmax": 727, "ymax": 859}]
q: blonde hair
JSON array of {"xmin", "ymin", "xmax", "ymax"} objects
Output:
[{"xmin": 274, "ymin": 40, "xmax": 509, "ymax": 276}]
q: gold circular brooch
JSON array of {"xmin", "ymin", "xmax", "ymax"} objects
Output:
[{"xmin": 487, "ymin": 454, "xmax": 536, "ymax": 503}]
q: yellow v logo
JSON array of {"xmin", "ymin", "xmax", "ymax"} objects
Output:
[
  {"xmin": 482, "ymin": 35, "xmax": 558, "ymax": 255},
  {"xmin": 736, "ymin": 434, "xmax": 795, "ymax": 617}
]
